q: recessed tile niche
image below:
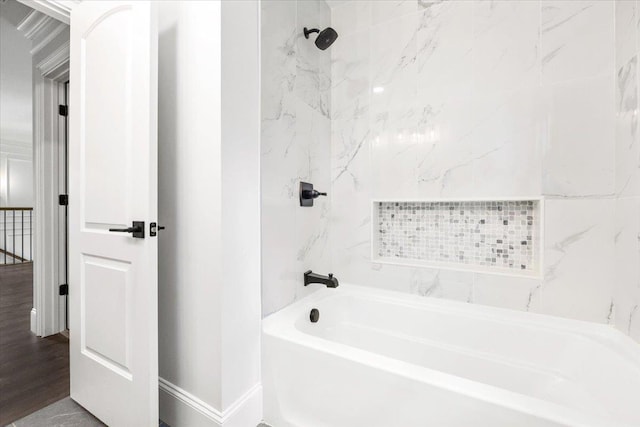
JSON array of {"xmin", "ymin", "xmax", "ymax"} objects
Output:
[{"xmin": 373, "ymin": 200, "xmax": 542, "ymax": 276}]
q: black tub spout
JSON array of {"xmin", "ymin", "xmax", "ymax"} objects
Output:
[{"xmin": 304, "ymin": 270, "xmax": 339, "ymax": 288}]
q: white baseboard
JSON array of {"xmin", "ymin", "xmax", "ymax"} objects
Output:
[
  {"xmin": 159, "ymin": 378, "xmax": 262, "ymax": 427},
  {"xmin": 30, "ymin": 308, "xmax": 37, "ymax": 335}
]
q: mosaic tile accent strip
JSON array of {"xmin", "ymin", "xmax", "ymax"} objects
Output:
[{"xmin": 375, "ymin": 201, "xmax": 539, "ymax": 272}]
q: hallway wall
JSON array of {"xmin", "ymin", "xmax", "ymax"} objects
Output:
[{"xmin": 0, "ymin": 0, "xmax": 33, "ymax": 207}]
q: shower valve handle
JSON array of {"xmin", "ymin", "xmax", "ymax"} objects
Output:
[
  {"xmin": 299, "ymin": 182, "xmax": 326, "ymax": 207},
  {"xmin": 302, "ymin": 189, "xmax": 326, "ymax": 199}
]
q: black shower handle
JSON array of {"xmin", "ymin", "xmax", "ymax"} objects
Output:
[
  {"xmin": 302, "ymin": 189, "xmax": 326, "ymax": 199},
  {"xmin": 299, "ymin": 182, "xmax": 326, "ymax": 207}
]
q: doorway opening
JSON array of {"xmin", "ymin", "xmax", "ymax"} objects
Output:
[{"xmin": 0, "ymin": 0, "xmax": 70, "ymax": 423}]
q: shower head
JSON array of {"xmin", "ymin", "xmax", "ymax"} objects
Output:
[{"xmin": 304, "ymin": 27, "xmax": 338, "ymax": 50}]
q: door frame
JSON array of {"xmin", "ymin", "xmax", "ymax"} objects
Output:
[
  {"xmin": 32, "ymin": 41, "xmax": 70, "ymax": 336},
  {"xmin": 16, "ymin": 0, "xmax": 75, "ymax": 336}
]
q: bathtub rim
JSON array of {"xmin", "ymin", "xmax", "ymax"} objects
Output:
[{"xmin": 263, "ymin": 284, "xmax": 640, "ymax": 427}]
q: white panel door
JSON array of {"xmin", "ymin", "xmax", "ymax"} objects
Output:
[{"xmin": 69, "ymin": 2, "xmax": 158, "ymax": 426}]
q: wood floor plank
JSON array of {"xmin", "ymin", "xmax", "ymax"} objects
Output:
[{"xmin": 0, "ymin": 263, "xmax": 70, "ymax": 425}]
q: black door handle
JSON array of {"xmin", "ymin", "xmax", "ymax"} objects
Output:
[
  {"xmin": 109, "ymin": 221, "xmax": 145, "ymax": 238},
  {"xmin": 109, "ymin": 227, "xmax": 137, "ymax": 232}
]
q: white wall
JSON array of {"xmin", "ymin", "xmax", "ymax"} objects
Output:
[
  {"xmin": 158, "ymin": 1, "xmax": 262, "ymax": 425},
  {"xmin": 220, "ymin": 0, "xmax": 262, "ymax": 413},
  {"xmin": 261, "ymin": 0, "xmax": 332, "ymax": 316},
  {"xmin": 0, "ymin": 0, "xmax": 33, "ymax": 207},
  {"xmin": 158, "ymin": 2, "xmax": 222, "ymax": 414}
]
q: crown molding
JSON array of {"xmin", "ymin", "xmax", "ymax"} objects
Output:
[
  {"xmin": 30, "ymin": 21, "xmax": 67, "ymax": 54},
  {"xmin": 17, "ymin": 10, "xmax": 52, "ymax": 39},
  {"xmin": 16, "ymin": 0, "xmax": 79, "ymax": 25},
  {"xmin": 36, "ymin": 40, "xmax": 70, "ymax": 79}
]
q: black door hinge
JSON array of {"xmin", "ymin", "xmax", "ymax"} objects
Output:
[
  {"xmin": 59, "ymin": 194, "xmax": 68, "ymax": 206},
  {"xmin": 59, "ymin": 105, "xmax": 68, "ymax": 116},
  {"xmin": 59, "ymin": 284, "xmax": 69, "ymax": 295}
]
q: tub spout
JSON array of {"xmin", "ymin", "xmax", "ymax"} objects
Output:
[{"xmin": 304, "ymin": 270, "xmax": 339, "ymax": 288}]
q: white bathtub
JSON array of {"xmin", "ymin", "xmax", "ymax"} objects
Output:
[{"xmin": 262, "ymin": 284, "xmax": 640, "ymax": 427}]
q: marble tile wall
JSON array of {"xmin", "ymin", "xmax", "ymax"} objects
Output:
[
  {"xmin": 613, "ymin": 0, "xmax": 640, "ymax": 342},
  {"xmin": 261, "ymin": 0, "xmax": 332, "ymax": 316},
  {"xmin": 260, "ymin": 0, "xmax": 639, "ymax": 340},
  {"xmin": 330, "ymin": 0, "xmax": 628, "ymax": 327}
]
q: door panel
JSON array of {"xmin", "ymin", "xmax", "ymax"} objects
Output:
[
  {"xmin": 69, "ymin": 2, "xmax": 158, "ymax": 426},
  {"xmin": 82, "ymin": 255, "xmax": 132, "ymax": 374},
  {"xmin": 82, "ymin": 7, "xmax": 131, "ymax": 227}
]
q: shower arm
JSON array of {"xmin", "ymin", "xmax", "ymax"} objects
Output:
[{"xmin": 303, "ymin": 27, "xmax": 320, "ymax": 39}]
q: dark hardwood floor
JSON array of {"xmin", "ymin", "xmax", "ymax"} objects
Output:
[{"xmin": 0, "ymin": 263, "xmax": 70, "ymax": 425}]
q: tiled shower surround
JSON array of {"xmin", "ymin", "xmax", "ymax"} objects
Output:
[
  {"xmin": 327, "ymin": 0, "xmax": 639, "ymax": 343},
  {"xmin": 261, "ymin": 0, "xmax": 640, "ymax": 343},
  {"xmin": 261, "ymin": 0, "xmax": 332, "ymax": 316},
  {"xmin": 376, "ymin": 201, "xmax": 538, "ymax": 273}
]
